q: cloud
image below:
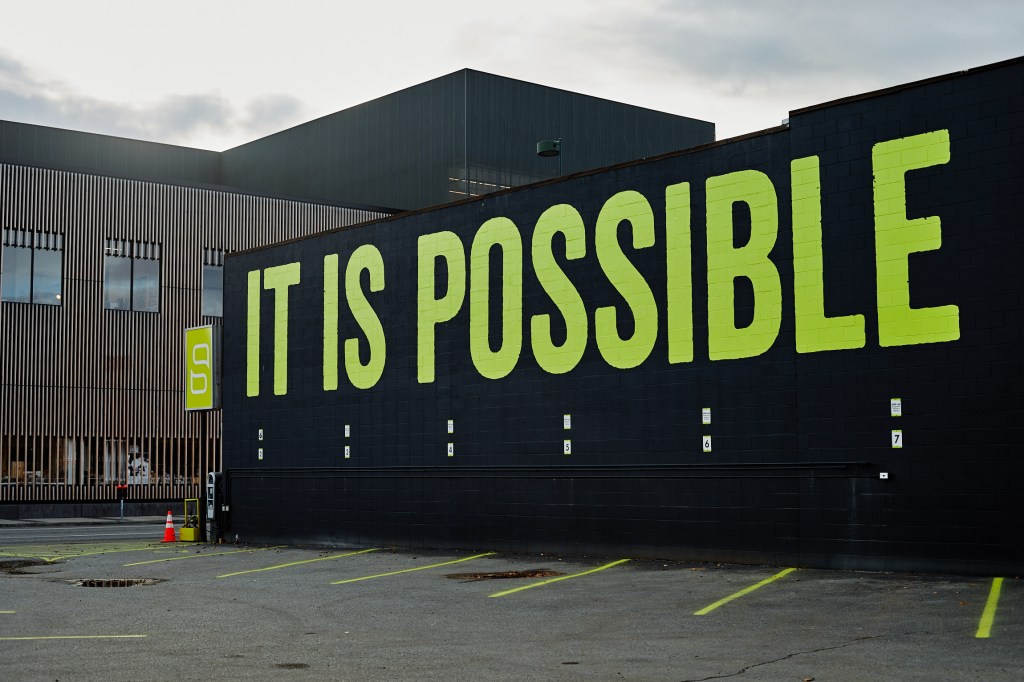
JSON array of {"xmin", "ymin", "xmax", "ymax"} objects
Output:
[
  {"xmin": 0, "ymin": 51, "xmax": 306, "ymax": 149},
  {"xmin": 625, "ymin": 0, "xmax": 1023, "ymax": 97},
  {"xmin": 448, "ymin": 0, "xmax": 1022, "ymax": 138}
]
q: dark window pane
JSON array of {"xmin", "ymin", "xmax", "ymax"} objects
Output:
[
  {"xmin": 1, "ymin": 245, "xmax": 33, "ymax": 303},
  {"xmin": 132, "ymin": 258, "xmax": 160, "ymax": 313},
  {"xmin": 202, "ymin": 264, "xmax": 223, "ymax": 317},
  {"xmin": 32, "ymin": 249, "xmax": 62, "ymax": 305},
  {"xmin": 103, "ymin": 255, "xmax": 132, "ymax": 310}
]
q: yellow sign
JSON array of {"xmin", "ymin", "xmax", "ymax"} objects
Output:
[{"xmin": 185, "ymin": 326, "xmax": 218, "ymax": 410}]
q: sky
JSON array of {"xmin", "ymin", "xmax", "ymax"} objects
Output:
[{"xmin": 0, "ymin": 0, "xmax": 1020, "ymax": 151}]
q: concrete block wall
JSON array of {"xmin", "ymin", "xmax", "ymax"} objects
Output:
[{"xmin": 222, "ymin": 58, "xmax": 1024, "ymax": 574}]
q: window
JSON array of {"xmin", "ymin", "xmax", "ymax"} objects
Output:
[
  {"xmin": 1, "ymin": 229, "xmax": 63, "ymax": 305},
  {"xmin": 104, "ymin": 238, "xmax": 161, "ymax": 312},
  {"xmin": 201, "ymin": 248, "xmax": 225, "ymax": 317}
]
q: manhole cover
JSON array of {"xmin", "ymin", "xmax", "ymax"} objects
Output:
[
  {"xmin": 74, "ymin": 578, "xmax": 161, "ymax": 587},
  {"xmin": 444, "ymin": 569, "xmax": 564, "ymax": 581}
]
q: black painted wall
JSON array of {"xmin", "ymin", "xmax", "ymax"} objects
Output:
[{"xmin": 223, "ymin": 58, "xmax": 1024, "ymax": 574}]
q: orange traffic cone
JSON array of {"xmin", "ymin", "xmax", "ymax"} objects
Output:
[{"xmin": 161, "ymin": 510, "xmax": 176, "ymax": 543}]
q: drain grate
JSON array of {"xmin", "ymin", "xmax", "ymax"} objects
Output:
[
  {"xmin": 444, "ymin": 569, "xmax": 564, "ymax": 582},
  {"xmin": 74, "ymin": 578, "xmax": 161, "ymax": 587}
]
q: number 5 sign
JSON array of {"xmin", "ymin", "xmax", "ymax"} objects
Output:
[{"xmin": 185, "ymin": 326, "xmax": 221, "ymax": 411}]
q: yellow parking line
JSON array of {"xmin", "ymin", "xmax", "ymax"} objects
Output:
[
  {"xmin": 1, "ymin": 543, "xmax": 170, "ymax": 563},
  {"xmin": 1, "ymin": 610, "xmax": 15, "ymax": 614},
  {"xmin": 0, "ymin": 634, "xmax": 147, "ymax": 641},
  {"xmin": 331, "ymin": 552, "xmax": 496, "ymax": 584},
  {"xmin": 694, "ymin": 567, "xmax": 797, "ymax": 615},
  {"xmin": 217, "ymin": 549, "xmax": 378, "ymax": 578},
  {"xmin": 124, "ymin": 546, "xmax": 285, "ymax": 566},
  {"xmin": 489, "ymin": 559, "xmax": 630, "ymax": 598},
  {"xmin": 975, "ymin": 577, "xmax": 1004, "ymax": 638}
]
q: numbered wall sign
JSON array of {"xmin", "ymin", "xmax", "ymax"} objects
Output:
[
  {"xmin": 447, "ymin": 442, "xmax": 454, "ymax": 457},
  {"xmin": 344, "ymin": 445, "xmax": 351, "ymax": 459},
  {"xmin": 702, "ymin": 435, "xmax": 712, "ymax": 453},
  {"xmin": 257, "ymin": 447, "xmax": 264, "ymax": 461},
  {"xmin": 184, "ymin": 325, "xmax": 220, "ymax": 410},
  {"xmin": 564, "ymin": 439, "xmax": 572, "ymax": 455},
  {"xmin": 891, "ymin": 430, "xmax": 903, "ymax": 448}
]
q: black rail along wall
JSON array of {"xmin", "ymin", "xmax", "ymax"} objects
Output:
[{"xmin": 223, "ymin": 58, "xmax": 1024, "ymax": 574}]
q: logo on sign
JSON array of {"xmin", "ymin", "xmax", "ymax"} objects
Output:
[{"xmin": 185, "ymin": 326, "xmax": 218, "ymax": 411}]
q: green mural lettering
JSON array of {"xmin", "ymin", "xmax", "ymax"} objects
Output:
[
  {"xmin": 873, "ymin": 129, "xmax": 959, "ymax": 346},
  {"xmin": 242, "ymin": 130, "xmax": 963, "ymax": 401},
  {"xmin": 665, "ymin": 182, "xmax": 694, "ymax": 364},
  {"xmin": 706, "ymin": 170, "xmax": 781, "ymax": 361},
  {"xmin": 246, "ymin": 270, "xmax": 261, "ymax": 397},
  {"xmin": 417, "ymin": 231, "xmax": 466, "ymax": 384},
  {"xmin": 345, "ymin": 244, "xmax": 387, "ymax": 389},
  {"xmin": 263, "ymin": 262, "xmax": 301, "ymax": 395},
  {"xmin": 791, "ymin": 156, "xmax": 865, "ymax": 352},
  {"xmin": 531, "ymin": 204, "xmax": 588, "ymax": 374},
  {"xmin": 469, "ymin": 217, "xmax": 523, "ymax": 380},
  {"xmin": 323, "ymin": 254, "xmax": 339, "ymax": 390},
  {"xmin": 595, "ymin": 190, "xmax": 658, "ymax": 369}
]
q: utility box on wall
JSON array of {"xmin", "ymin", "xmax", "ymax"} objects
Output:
[{"xmin": 223, "ymin": 58, "xmax": 1024, "ymax": 575}]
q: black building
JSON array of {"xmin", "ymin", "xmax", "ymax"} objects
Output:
[{"xmin": 223, "ymin": 57, "xmax": 1024, "ymax": 575}]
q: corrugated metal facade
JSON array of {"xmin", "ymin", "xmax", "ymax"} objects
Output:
[
  {"xmin": 0, "ymin": 163, "xmax": 387, "ymax": 502},
  {"xmin": 220, "ymin": 69, "xmax": 715, "ymax": 210}
]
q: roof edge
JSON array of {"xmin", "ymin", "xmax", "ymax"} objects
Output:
[{"xmin": 790, "ymin": 55, "xmax": 1024, "ymax": 117}]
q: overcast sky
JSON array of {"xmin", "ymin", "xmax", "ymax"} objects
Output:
[{"xmin": 0, "ymin": 1, "xmax": 1019, "ymax": 151}]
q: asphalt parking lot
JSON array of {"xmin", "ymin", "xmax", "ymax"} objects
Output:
[{"xmin": 0, "ymin": 526, "xmax": 1020, "ymax": 681}]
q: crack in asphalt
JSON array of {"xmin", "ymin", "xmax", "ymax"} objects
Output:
[{"xmin": 679, "ymin": 631, "xmax": 934, "ymax": 681}]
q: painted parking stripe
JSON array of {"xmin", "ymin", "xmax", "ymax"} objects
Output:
[
  {"xmin": 124, "ymin": 545, "xmax": 285, "ymax": 566},
  {"xmin": 694, "ymin": 567, "xmax": 797, "ymax": 615},
  {"xmin": 489, "ymin": 559, "xmax": 630, "ymax": 598},
  {"xmin": 1, "ymin": 610, "xmax": 15, "ymax": 614},
  {"xmin": 0, "ymin": 543, "xmax": 166, "ymax": 563},
  {"xmin": 331, "ymin": 552, "xmax": 496, "ymax": 585},
  {"xmin": 217, "ymin": 549, "xmax": 378, "ymax": 578},
  {"xmin": 975, "ymin": 577, "xmax": 1004, "ymax": 639},
  {"xmin": 0, "ymin": 634, "xmax": 147, "ymax": 641}
]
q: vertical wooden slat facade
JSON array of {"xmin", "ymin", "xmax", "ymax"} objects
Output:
[{"xmin": 0, "ymin": 163, "xmax": 387, "ymax": 503}]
